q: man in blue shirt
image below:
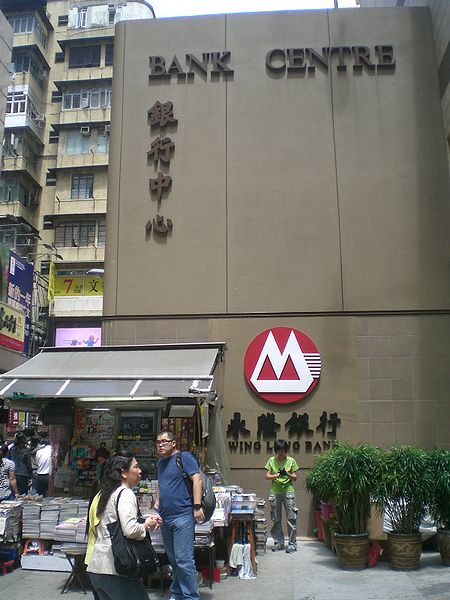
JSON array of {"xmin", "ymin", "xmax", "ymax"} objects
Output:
[{"xmin": 155, "ymin": 430, "xmax": 203, "ymax": 600}]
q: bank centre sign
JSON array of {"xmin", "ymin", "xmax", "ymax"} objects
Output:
[{"xmin": 148, "ymin": 45, "xmax": 395, "ymax": 79}]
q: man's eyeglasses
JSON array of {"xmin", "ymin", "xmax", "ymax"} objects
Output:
[{"xmin": 156, "ymin": 439, "xmax": 173, "ymax": 446}]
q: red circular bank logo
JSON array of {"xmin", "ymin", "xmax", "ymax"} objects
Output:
[{"xmin": 244, "ymin": 327, "xmax": 321, "ymax": 405}]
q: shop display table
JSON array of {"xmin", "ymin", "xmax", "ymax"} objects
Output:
[
  {"xmin": 61, "ymin": 550, "xmax": 88, "ymax": 595},
  {"xmin": 195, "ymin": 541, "xmax": 215, "ymax": 589},
  {"xmin": 230, "ymin": 514, "xmax": 257, "ymax": 574}
]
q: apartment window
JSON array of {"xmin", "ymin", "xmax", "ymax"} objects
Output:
[
  {"xmin": 55, "ymin": 52, "xmax": 65, "ymax": 63},
  {"xmin": 105, "ymin": 44, "xmax": 114, "ymax": 66},
  {"xmin": 11, "ymin": 52, "xmax": 30, "ymax": 72},
  {"xmin": 98, "ymin": 220, "xmax": 106, "ymax": 246},
  {"xmin": 7, "ymin": 15, "xmax": 47, "ymax": 48},
  {"xmin": 96, "ymin": 131, "xmax": 109, "ymax": 153},
  {"xmin": 8, "ymin": 15, "xmax": 34, "ymax": 34},
  {"xmin": 0, "ymin": 228, "xmax": 16, "ymax": 248},
  {"xmin": 51, "ymin": 91, "xmax": 63, "ymax": 103},
  {"xmin": 6, "ymin": 92, "xmax": 26, "ymax": 114},
  {"xmin": 0, "ymin": 177, "xmax": 36, "ymax": 208},
  {"xmin": 62, "ymin": 88, "xmax": 112, "ymax": 110},
  {"xmin": 65, "ymin": 130, "xmax": 91, "ymax": 155},
  {"xmin": 49, "ymin": 131, "xmax": 59, "ymax": 144},
  {"xmin": 58, "ymin": 15, "xmax": 69, "ymax": 26},
  {"xmin": 55, "ymin": 221, "xmax": 96, "ymax": 247},
  {"xmin": 69, "ymin": 45, "xmax": 101, "ymax": 68},
  {"xmin": 77, "ymin": 8, "xmax": 88, "ymax": 28},
  {"xmin": 71, "ymin": 174, "xmax": 94, "ymax": 199},
  {"xmin": 109, "ymin": 5, "xmax": 122, "ymax": 24}
]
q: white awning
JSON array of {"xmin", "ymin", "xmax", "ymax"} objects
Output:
[{"xmin": 0, "ymin": 343, "xmax": 224, "ymax": 400}]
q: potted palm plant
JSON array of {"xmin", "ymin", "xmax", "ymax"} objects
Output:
[
  {"xmin": 372, "ymin": 445, "xmax": 433, "ymax": 570},
  {"xmin": 428, "ymin": 448, "xmax": 450, "ymax": 566},
  {"xmin": 305, "ymin": 442, "xmax": 381, "ymax": 570}
]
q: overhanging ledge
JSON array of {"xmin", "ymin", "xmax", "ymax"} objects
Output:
[{"xmin": 0, "ymin": 343, "xmax": 226, "ymax": 400}]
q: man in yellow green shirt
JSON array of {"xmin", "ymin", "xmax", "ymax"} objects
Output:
[{"xmin": 265, "ymin": 440, "xmax": 299, "ymax": 554}]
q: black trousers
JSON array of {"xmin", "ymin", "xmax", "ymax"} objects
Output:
[
  {"xmin": 16, "ymin": 474, "xmax": 29, "ymax": 495},
  {"xmin": 36, "ymin": 473, "xmax": 49, "ymax": 497}
]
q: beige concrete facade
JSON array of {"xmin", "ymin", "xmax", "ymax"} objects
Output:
[
  {"xmin": 0, "ymin": 9, "xmax": 12, "ymax": 146},
  {"xmin": 104, "ymin": 8, "xmax": 450, "ymax": 534}
]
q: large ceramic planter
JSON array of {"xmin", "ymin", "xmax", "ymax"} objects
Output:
[
  {"xmin": 334, "ymin": 533, "xmax": 369, "ymax": 570},
  {"xmin": 437, "ymin": 529, "xmax": 450, "ymax": 566},
  {"xmin": 388, "ymin": 532, "xmax": 422, "ymax": 570}
]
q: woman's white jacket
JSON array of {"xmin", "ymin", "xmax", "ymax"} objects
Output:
[{"xmin": 87, "ymin": 485, "xmax": 146, "ymax": 575}]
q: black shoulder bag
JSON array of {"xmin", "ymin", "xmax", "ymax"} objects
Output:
[{"xmin": 106, "ymin": 488, "xmax": 159, "ymax": 578}]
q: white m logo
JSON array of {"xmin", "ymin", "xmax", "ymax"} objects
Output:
[{"xmin": 250, "ymin": 330, "xmax": 315, "ymax": 393}]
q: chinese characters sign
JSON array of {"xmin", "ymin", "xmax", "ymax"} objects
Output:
[
  {"xmin": 54, "ymin": 275, "xmax": 103, "ymax": 297},
  {"xmin": 146, "ymin": 101, "xmax": 176, "ymax": 237},
  {"xmin": 227, "ymin": 411, "xmax": 341, "ymax": 455},
  {"xmin": 0, "ymin": 300, "xmax": 25, "ymax": 352},
  {"xmin": 7, "ymin": 252, "xmax": 33, "ymax": 354},
  {"xmin": 244, "ymin": 327, "xmax": 321, "ymax": 404}
]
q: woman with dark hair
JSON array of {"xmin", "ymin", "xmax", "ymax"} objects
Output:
[
  {"xmin": 86, "ymin": 452, "xmax": 161, "ymax": 600},
  {"xmin": 0, "ymin": 444, "xmax": 18, "ymax": 501},
  {"xmin": 10, "ymin": 432, "xmax": 33, "ymax": 495}
]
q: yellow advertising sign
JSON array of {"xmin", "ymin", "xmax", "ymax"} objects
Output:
[
  {"xmin": 54, "ymin": 275, "xmax": 104, "ymax": 296},
  {"xmin": 0, "ymin": 300, "xmax": 25, "ymax": 351}
]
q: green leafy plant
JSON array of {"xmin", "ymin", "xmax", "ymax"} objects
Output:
[
  {"xmin": 372, "ymin": 445, "xmax": 433, "ymax": 534},
  {"xmin": 305, "ymin": 442, "xmax": 381, "ymax": 535},
  {"xmin": 428, "ymin": 448, "xmax": 450, "ymax": 530}
]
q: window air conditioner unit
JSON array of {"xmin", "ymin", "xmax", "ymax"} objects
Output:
[
  {"xmin": 80, "ymin": 126, "xmax": 90, "ymax": 135},
  {"xmin": 104, "ymin": 124, "xmax": 111, "ymax": 134}
]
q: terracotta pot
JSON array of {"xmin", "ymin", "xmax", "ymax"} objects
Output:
[
  {"xmin": 437, "ymin": 529, "xmax": 450, "ymax": 566},
  {"xmin": 387, "ymin": 532, "xmax": 422, "ymax": 570},
  {"xmin": 334, "ymin": 533, "xmax": 369, "ymax": 570}
]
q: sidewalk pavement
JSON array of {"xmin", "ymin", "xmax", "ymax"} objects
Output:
[{"xmin": 0, "ymin": 540, "xmax": 448, "ymax": 600}]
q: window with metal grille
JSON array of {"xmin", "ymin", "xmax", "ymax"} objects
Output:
[
  {"xmin": 62, "ymin": 88, "xmax": 112, "ymax": 110},
  {"xmin": 69, "ymin": 45, "xmax": 101, "ymax": 69},
  {"xmin": 71, "ymin": 174, "xmax": 94, "ymax": 199},
  {"xmin": 98, "ymin": 220, "xmax": 106, "ymax": 246},
  {"xmin": 55, "ymin": 221, "xmax": 96, "ymax": 247}
]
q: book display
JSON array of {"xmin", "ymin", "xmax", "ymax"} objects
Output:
[
  {"xmin": 69, "ymin": 408, "xmax": 114, "ymax": 492},
  {"xmin": 117, "ymin": 411, "xmax": 158, "ymax": 479}
]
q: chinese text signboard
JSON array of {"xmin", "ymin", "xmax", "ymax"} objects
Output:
[
  {"xmin": 7, "ymin": 251, "xmax": 33, "ymax": 354},
  {"xmin": 226, "ymin": 410, "xmax": 341, "ymax": 455},
  {"xmin": 0, "ymin": 300, "xmax": 25, "ymax": 352},
  {"xmin": 54, "ymin": 275, "xmax": 104, "ymax": 297},
  {"xmin": 146, "ymin": 101, "xmax": 176, "ymax": 237}
]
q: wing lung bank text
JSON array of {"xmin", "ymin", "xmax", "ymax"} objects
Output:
[{"xmin": 148, "ymin": 46, "xmax": 395, "ymax": 80}]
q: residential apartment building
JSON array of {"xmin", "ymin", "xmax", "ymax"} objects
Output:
[{"xmin": 0, "ymin": 0, "xmax": 154, "ymax": 350}]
